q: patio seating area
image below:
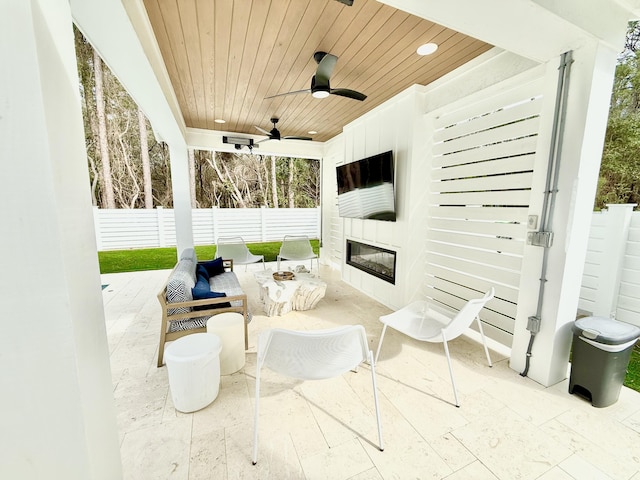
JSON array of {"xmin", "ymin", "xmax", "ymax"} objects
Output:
[{"xmin": 102, "ymin": 264, "xmax": 640, "ymax": 480}]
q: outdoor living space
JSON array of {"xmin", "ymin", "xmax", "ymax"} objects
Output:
[{"xmin": 104, "ymin": 264, "xmax": 640, "ymax": 480}]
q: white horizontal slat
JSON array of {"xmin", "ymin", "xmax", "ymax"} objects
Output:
[
  {"xmin": 426, "ymin": 240, "xmax": 522, "ymax": 271},
  {"xmin": 435, "ymin": 77, "xmax": 544, "ymax": 130},
  {"xmin": 431, "ymin": 206, "xmax": 529, "ymax": 223},
  {"xmin": 427, "ymin": 229, "xmax": 525, "ymax": 256},
  {"xmin": 432, "ymin": 136, "xmax": 538, "ymax": 169},
  {"xmin": 431, "ymin": 154, "xmax": 535, "ymax": 181},
  {"xmin": 427, "ymin": 252, "xmax": 521, "ymax": 287},
  {"xmin": 426, "ymin": 264, "xmax": 520, "ymax": 304},
  {"xmin": 431, "ymin": 172, "xmax": 534, "ymax": 194},
  {"xmin": 429, "ymin": 189, "xmax": 532, "ymax": 207},
  {"xmin": 433, "ymin": 116, "xmax": 540, "ymax": 156},
  {"xmin": 434, "ymin": 96, "xmax": 543, "ymax": 144},
  {"xmin": 429, "ymin": 217, "xmax": 525, "ymax": 239}
]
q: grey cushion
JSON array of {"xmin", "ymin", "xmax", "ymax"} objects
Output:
[{"xmin": 166, "ymin": 259, "xmax": 196, "ymax": 315}]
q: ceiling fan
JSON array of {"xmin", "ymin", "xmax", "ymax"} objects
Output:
[
  {"xmin": 265, "ymin": 51, "xmax": 367, "ymax": 102},
  {"xmin": 255, "ymin": 117, "xmax": 312, "ymax": 142}
]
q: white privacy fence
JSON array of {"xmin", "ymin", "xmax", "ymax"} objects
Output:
[
  {"xmin": 580, "ymin": 204, "xmax": 640, "ymax": 327},
  {"xmin": 93, "ymin": 207, "xmax": 321, "ymax": 251}
]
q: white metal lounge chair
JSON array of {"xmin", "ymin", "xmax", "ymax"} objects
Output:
[
  {"xmin": 375, "ymin": 288, "xmax": 495, "ymax": 407},
  {"xmin": 215, "ymin": 236, "xmax": 265, "ymax": 271},
  {"xmin": 276, "ymin": 235, "xmax": 318, "ymax": 271},
  {"xmin": 252, "ymin": 325, "xmax": 384, "ymax": 465}
]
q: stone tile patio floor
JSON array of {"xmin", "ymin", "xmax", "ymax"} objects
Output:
[{"xmin": 102, "ymin": 263, "xmax": 640, "ymax": 480}]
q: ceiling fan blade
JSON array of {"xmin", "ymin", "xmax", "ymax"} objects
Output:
[
  {"xmin": 254, "ymin": 126, "xmax": 271, "ymax": 135},
  {"xmin": 256, "ymin": 137, "xmax": 272, "ymax": 143},
  {"xmin": 283, "ymin": 136, "xmax": 313, "ymax": 141},
  {"xmin": 264, "ymin": 89, "xmax": 311, "ymax": 100},
  {"xmin": 315, "ymin": 53, "xmax": 337, "ymax": 86},
  {"xmin": 330, "ymin": 88, "xmax": 367, "ymax": 101}
]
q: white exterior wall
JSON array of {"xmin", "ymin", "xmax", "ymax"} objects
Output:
[
  {"xmin": 322, "ymin": 42, "xmax": 621, "ymax": 387},
  {"xmin": 0, "ymin": 1, "xmax": 121, "ymax": 478}
]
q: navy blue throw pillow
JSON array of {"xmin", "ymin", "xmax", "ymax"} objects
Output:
[
  {"xmin": 196, "ymin": 264, "xmax": 209, "ymax": 280},
  {"xmin": 191, "ymin": 276, "xmax": 231, "ymax": 311},
  {"xmin": 199, "ymin": 257, "xmax": 225, "ymax": 277}
]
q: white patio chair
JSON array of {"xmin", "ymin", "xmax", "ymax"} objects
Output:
[
  {"xmin": 215, "ymin": 236, "xmax": 264, "ymax": 271},
  {"xmin": 276, "ymin": 235, "xmax": 318, "ymax": 271},
  {"xmin": 375, "ymin": 287, "xmax": 495, "ymax": 407},
  {"xmin": 252, "ymin": 325, "xmax": 384, "ymax": 465}
]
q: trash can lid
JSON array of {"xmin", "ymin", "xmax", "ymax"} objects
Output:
[{"xmin": 573, "ymin": 316, "xmax": 640, "ymax": 345}]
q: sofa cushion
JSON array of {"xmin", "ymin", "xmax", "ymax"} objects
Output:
[
  {"xmin": 192, "ymin": 275, "xmax": 231, "ymax": 310},
  {"xmin": 200, "ymin": 257, "xmax": 225, "ymax": 277},
  {"xmin": 166, "ymin": 258, "xmax": 196, "ymax": 315},
  {"xmin": 180, "ymin": 247, "xmax": 197, "ymax": 264}
]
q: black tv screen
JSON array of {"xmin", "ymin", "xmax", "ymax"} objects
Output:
[{"xmin": 336, "ymin": 150, "xmax": 396, "ymax": 221}]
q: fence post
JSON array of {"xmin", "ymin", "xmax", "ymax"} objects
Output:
[
  {"xmin": 261, "ymin": 206, "xmax": 267, "ymax": 242},
  {"xmin": 593, "ymin": 203, "xmax": 636, "ymax": 318},
  {"xmin": 157, "ymin": 206, "xmax": 165, "ymax": 247},
  {"xmin": 93, "ymin": 206, "xmax": 102, "ymax": 251},
  {"xmin": 212, "ymin": 206, "xmax": 219, "ymax": 243},
  {"xmin": 316, "ymin": 206, "xmax": 321, "ymax": 240}
]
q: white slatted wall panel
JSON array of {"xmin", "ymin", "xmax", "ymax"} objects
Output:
[
  {"xmin": 615, "ymin": 213, "xmax": 640, "ymax": 325},
  {"xmin": 427, "ymin": 81, "xmax": 544, "ymax": 346},
  {"xmin": 579, "ymin": 212, "xmax": 607, "ymax": 314}
]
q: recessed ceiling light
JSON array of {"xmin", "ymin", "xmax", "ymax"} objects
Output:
[
  {"xmin": 214, "ymin": 119, "xmax": 226, "ymax": 124},
  {"xmin": 417, "ymin": 43, "xmax": 438, "ymax": 56},
  {"xmin": 308, "ymin": 131, "xmax": 317, "ymax": 135}
]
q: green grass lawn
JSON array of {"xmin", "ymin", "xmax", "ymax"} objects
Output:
[
  {"xmin": 98, "ymin": 242, "xmax": 640, "ymax": 394},
  {"xmin": 97, "ymin": 240, "xmax": 319, "ymax": 274}
]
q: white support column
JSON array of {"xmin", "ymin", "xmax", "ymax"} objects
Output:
[
  {"xmin": 594, "ymin": 204, "xmax": 636, "ymax": 318},
  {"xmin": 0, "ymin": 1, "xmax": 121, "ymax": 478},
  {"xmin": 168, "ymin": 144, "xmax": 194, "ymax": 257},
  {"xmin": 510, "ymin": 42, "xmax": 621, "ymax": 386},
  {"xmin": 156, "ymin": 206, "xmax": 166, "ymax": 247}
]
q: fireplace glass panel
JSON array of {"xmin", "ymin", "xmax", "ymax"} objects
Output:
[{"xmin": 346, "ymin": 240, "xmax": 396, "ymax": 284}]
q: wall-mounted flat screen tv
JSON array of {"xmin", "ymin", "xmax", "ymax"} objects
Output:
[{"xmin": 336, "ymin": 150, "xmax": 396, "ymax": 221}]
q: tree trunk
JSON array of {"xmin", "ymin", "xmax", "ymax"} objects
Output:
[
  {"xmin": 270, "ymin": 155, "xmax": 279, "ymax": 208},
  {"xmin": 288, "ymin": 157, "xmax": 295, "ymax": 208},
  {"xmin": 94, "ymin": 49, "xmax": 115, "ymax": 209},
  {"xmin": 138, "ymin": 108, "xmax": 153, "ymax": 209},
  {"xmin": 188, "ymin": 148, "xmax": 197, "ymax": 208}
]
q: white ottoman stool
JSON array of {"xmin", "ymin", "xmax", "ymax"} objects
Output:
[
  {"xmin": 206, "ymin": 313, "xmax": 246, "ymax": 375},
  {"xmin": 164, "ymin": 333, "xmax": 222, "ymax": 413}
]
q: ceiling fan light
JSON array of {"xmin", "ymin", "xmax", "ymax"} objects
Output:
[
  {"xmin": 417, "ymin": 43, "xmax": 438, "ymax": 56},
  {"xmin": 312, "ymin": 90, "xmax": 330, "ymax": 99}
]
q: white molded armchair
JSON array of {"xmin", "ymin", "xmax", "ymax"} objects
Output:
[
  {"xmin": 252, "ymin": 325, "xmax": 384, "ymax": 465},
  {"xmin": 277, "ymin": 235, "xmax": 318, "ymax": 271},
  {"xmin": 215, "ymin": 236, "xmax": 264, "ymax": 270},
  {"xmin": 375, "ymin": 288, "xmax": 495, "ymax": 407}
]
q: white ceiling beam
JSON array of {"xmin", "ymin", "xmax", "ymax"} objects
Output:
[{"xmin": 379, "ymin": 0, "xmax": 632, "ymax": 62}]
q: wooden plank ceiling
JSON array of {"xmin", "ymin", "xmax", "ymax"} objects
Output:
[{"xmin": 143, "ymin": 0, "xmax": 492, "ymax": 143}]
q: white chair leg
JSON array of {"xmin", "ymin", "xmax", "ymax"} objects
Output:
[
  {"xmin": 276, "ymin": 256, "xmax": 281, "ymax": 271},
  {"xmin": 442, "ymin": 337, "xmax": 460, "ymax": 407},
  {"xmin": 374, "ymin": 324, "xmax": 388, "ymax": 363},
  {"xmin": 476, "ymin": 316, "xmax": 493, "ymax": 367},
  {"xmin": 368, "ymin": 350, "xmax": 384, "ymax": 451},
  {"xmin": 252, "ymin": 366, "xmax": 262, "ymax": 465}
]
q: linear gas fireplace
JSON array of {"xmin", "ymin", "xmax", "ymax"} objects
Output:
[{"xmin": 346, "ymin": 240, "xmax": 396, "ymax": 284}]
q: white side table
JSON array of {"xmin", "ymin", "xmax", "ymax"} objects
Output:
[{"xmin": 254, "ymin": 269, "xmax": 327, "ymax": 316}]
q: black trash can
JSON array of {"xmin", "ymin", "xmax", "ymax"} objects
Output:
[{"xmin": 569, "ymin": 316, "xmax": 640, "ymax": 407}]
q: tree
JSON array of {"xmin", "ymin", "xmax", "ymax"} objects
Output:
[
  {"xmin": 94, "ymin": 49, "xmax": 115, "ymax": 209},
  {"xmin": 596, "ymin": 21, "xmax": 640, "ymax": 209},
  {"xmin": 138, "ymin": 107, "xmax": 153, "ymax": 209}
]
